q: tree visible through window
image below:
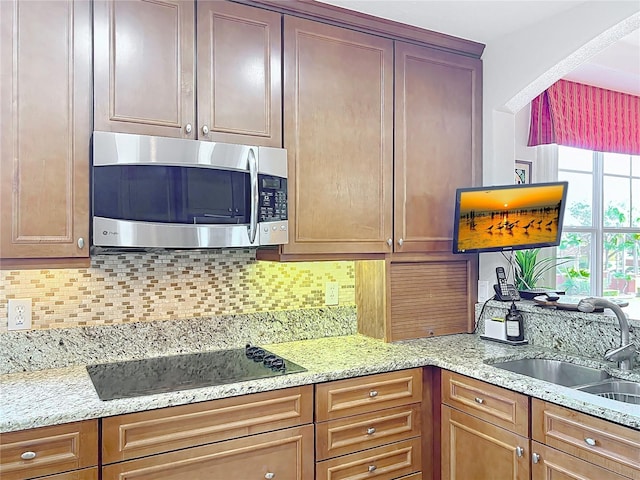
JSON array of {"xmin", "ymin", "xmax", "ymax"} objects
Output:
[{"xmin": 557, "ymin": 146, "xmax": 640, "ymax": 318}]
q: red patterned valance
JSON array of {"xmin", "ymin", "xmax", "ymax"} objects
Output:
[{"xmin": 528, "ymin": 79, "xmax": 640, "ymax": 155}]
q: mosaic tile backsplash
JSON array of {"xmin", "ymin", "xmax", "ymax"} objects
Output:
[{"xmin": 0, "ymin": 249, "xmax": 355, "ymax": 332}]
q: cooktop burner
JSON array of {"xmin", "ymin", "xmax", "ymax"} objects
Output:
[{"xmin": 86, "ymin": 344, "xmax": 306, "ymax": 401}]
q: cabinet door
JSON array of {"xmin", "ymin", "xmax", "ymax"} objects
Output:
[
  {"xmin": 283, "ymin": 16, "xmax": 394, "ymax": 255},
  {"xmin": 531, "ymin": 442, "xmax": 630, "ymax": 480},
  {"xmin": 197, "ymin": 1, "xmax": 281, "ymax": 147},
  {"xmin": 394, "ymin": 42, "xmax": 481, "ymax": 253},
  {"xmin": 102, "ymin": 425, "xmax": 314, "ymax": 480},
  {"xmin": 441, "ymin": 405, "xmax": 529, "ymax": 480},
  {"xmin": 0, "ymin": 0, "xmax": 91, "ymax": 260},
  {"xmin": 94, "ymin": 0, "xmax": 195, "ymax": 138}
]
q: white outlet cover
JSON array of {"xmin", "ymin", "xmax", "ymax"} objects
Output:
[
  {"xmin": 325, "ymin": 282, "xmax": 339, "ymax": 306},
  {"xmin": 8, "ymin": 298, "xmax": 32, "ymax": 331}
]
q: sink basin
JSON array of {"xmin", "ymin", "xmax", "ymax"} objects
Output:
[
  {"xmin": 490, "ymin": 358, "xmax": 611, "ymax": 387},
  {"xmin": 575, "ymin": 380, "xmax": 640, "ymax": 405}
]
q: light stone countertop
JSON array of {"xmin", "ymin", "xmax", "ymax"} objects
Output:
[{"xmin": 1, "ymin": 334, "xmax": 639, "ymax": 433}]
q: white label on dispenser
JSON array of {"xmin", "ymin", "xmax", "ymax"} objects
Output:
[{"xmin": 506, "ymin": 320, "xmax": 520, "ymax": 337}]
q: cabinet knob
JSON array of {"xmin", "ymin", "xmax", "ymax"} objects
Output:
[
  {"xmin": 398, "ymin": 238, "xmax": 403, "ymax": 246},
  {"xmin": 368, "ymin": 465, "xmax": 377, "ymax": 472},
  {"xmin": 366, "ymin": 427, "xmax": 376, "ymax": 435},
  {"xmin": 20, "ymin": 451, "xmax": 37, "ymax": 460},
  {"xmin": 369, "ymin": 390, "xmax": 378, "ymax": 398},
  {"xmin": 474, "ymin": 397, "xmax": 484, "ymax": 404},
  {"xmin": 584, "ymin": 437, "xmax": 597, "ymax": 446},
  {"xmin": 532, "ymin": 453, "xmax": 540, "ymax": 464},
  {"xmin": 185, "ymin": 123, "xmax": 192, "ymax": 134},
  {"xmin": 386, "ymin": 238, "xmax": 392, "ymax": 247},
  {"xmin": 77, "ymin": 237, "xmax": 85, "ymax": 249},
  {"xmin": 516, "ymin": 446, "xmax": 524, "ymax": 457},
  {"xmin": 202, "ymin": 125, "xmax": 210, "ymax": 135},
  {"xmin": 264, "ymin": 473, "xmax": 275, "ymax": 480}
]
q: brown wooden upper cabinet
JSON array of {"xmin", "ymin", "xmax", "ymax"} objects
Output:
[
  {"xmin": 262, "ymin": 17, "xmax": 482, "ymax": 259},
  {"xmin": 0, "ymin": 0, "xmax": 92, "ymax": 262},
  {"xmin": 93, "ymin": 0, "xmax": 281, "ymax": 147},
  {"xmin": 394, "ymin": 42, "xmax": 482, "ymax": 254},
  {"xmin": 281, "ymin": 16, "xmax": 394, "ymax": 256}
]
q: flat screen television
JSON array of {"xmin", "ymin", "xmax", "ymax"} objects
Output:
[{"xmin": 452, "ymin": 181, "xmax": 568, "ymax": 254}]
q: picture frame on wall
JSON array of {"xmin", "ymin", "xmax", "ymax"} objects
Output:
[{"xmin": 515, "ymin": 160, "xmax": 532, "ymax": 184}]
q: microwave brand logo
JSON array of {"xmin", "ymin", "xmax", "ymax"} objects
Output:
[{"xmin": 102, "ymin": 230, "xmax": 118, "ymax": 236}]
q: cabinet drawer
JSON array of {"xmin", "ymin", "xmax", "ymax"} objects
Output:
[
  {"xmin": 103, "ymin": 424, "xmax": 314, "ymax": 480},
  {"xmin": 0, "ymin": 420, "xmax": 98, "ymax": 480},
  {"xmin": 531, "ymin": 442, "xmax": 630, "ymax": 480},
  {"xmin": 102, "ymin": 385, "xmax": 313, "ymax": 463},
  {"xmin": 532, "ymin": 399, "xmax": 640, "ymax": 479},
  {"xmin": 316, "ymin": 404, "xmax": 422, "ymax": 460},
  {"xmin": 441, "ymin": 370, "xmax": 529, "ymax": 437},
  {"xmin": 316, "ymin": 369, "xmax": 422, "ymax": 421},
  {"xmin": 42, "ymin": 467, "xmax": 99, "ymax": 480},
  {"xmin": 316, "ymin": 437, "xmax": 421, "ymax": 480}
]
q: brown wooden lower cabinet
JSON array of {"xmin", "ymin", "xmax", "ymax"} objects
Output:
[
  {"xmin": 102, "ymin": 424, "xmax": 314, "ymax": 480},
  {"xmin": 531, "ymin": 442, "xmax": 630, "ymax": 480},
  {"xmin": 532, "ymin": 399, "xmax": 640, "ymax": 479},
  {"xmin": 0, "ymin": 420, "xmax": 98, "ymax": 480},
  {"xmin": 441, "ymin": 405, "xmax": 530, "ymax": 480}
]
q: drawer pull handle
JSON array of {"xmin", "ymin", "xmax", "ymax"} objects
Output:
[
  {"xmin": 369, "ymin": 390, "xmax": 378, "ymax": 398},
  {"xmin": 532, "ymin": 453, "xmax": 540, "ymax": 464},
  {"xmin": 265, "ymin": 473, "xmax": 275, "ymax": 480},
  {"xmin": 368, "ymin": 465, "xmax": 377, "ymax": 472},
  {"xmin": 474, "ymin": 397, "xmax": 484, "ymax": 404},
  {"xmin": 516, "ymin": 446, "xmax": 524, "ymax": 457},
  {"xmin": 584, "ymin": 437, "xmax": 597, "ymax": 446},
  {"xmin": 366, "ymin": 427, "xmax": 376, "ymax": 435},
  {"xmin": 21, "ymin": 451, "xmax": 37, "ymax": 460}
]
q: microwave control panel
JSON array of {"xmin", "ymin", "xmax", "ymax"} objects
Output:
[{"xmin": 259, "ymin": 175, "xmax": 287, "ymax": 222}]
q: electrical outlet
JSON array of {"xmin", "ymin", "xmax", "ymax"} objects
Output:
[
  {"xmin": 8, "ymin": 298, "xmax": 32, "ymax": 331},
  {"xmin": 325, "ymin": 282, "xmax": 339, "ymax": 306}
]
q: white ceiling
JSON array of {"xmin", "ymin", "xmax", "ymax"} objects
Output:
[{"xmin": 317, "ymin": 0, "xmax": 640, "ymax": 96}]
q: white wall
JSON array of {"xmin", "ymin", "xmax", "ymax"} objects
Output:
[{"xmin": 479, "ymin": 2, "xmax": 640, "ymax": 286}]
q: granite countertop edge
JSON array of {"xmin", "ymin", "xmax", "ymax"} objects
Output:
[{"xmin": 1, "ymin": 334, "xmax": 639, "ymax": 433}]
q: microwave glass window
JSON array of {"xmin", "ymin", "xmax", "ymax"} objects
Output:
[
  {"xmin": 184, "ymin": 168, "xmax": 249, "ymax": 224},
  {"xmin": 126, "ymin": 166, "xmax": 173, "ymax": 222},
  {"xmin": 93, "ymin": 165, "xmax": 250, "ymax": 224}
]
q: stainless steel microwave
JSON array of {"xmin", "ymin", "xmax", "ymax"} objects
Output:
[{"xmin": 91, "ymin": 131, "xmax": 288, "ymax": 250}]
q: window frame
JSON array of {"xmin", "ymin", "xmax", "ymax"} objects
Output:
[{"xmin": 558, "ymin": 147, "xmax": 640, "ymax": 296}]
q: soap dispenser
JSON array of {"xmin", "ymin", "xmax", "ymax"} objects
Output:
[{"xmin": 505, "ymin": 301, "xmax": 525, "ymax": 342}]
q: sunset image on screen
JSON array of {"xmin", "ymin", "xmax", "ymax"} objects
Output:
[{"xmin": 455, "ymin": 184, "xmax": 566, "ymax": 252}]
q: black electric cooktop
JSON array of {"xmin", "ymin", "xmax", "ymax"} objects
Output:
[{"xmin": 86, "ymin": 344, "xmax": 306, "ymax": 401}]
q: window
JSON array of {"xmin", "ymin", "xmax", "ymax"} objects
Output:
[{"xmin": 557, "ymin": 146, "xmax": 640, "ymax": 318}]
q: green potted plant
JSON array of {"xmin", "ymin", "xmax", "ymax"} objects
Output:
[{"xmin": 513, "ymin": 248, "xmax": 572, "ymax": 291}]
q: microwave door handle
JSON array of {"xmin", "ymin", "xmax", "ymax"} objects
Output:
[{"xmin": 248, "ymin": 148, "xmax": 258, "ymax": 244}]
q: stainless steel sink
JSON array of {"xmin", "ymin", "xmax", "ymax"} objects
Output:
[
  {"xmin": 489, "ymin": 358, "xmax": 611, "ymax": 387},
  {"xmin": 575, "ymin": 380, "xmax": 640, "ymax": 405}
]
